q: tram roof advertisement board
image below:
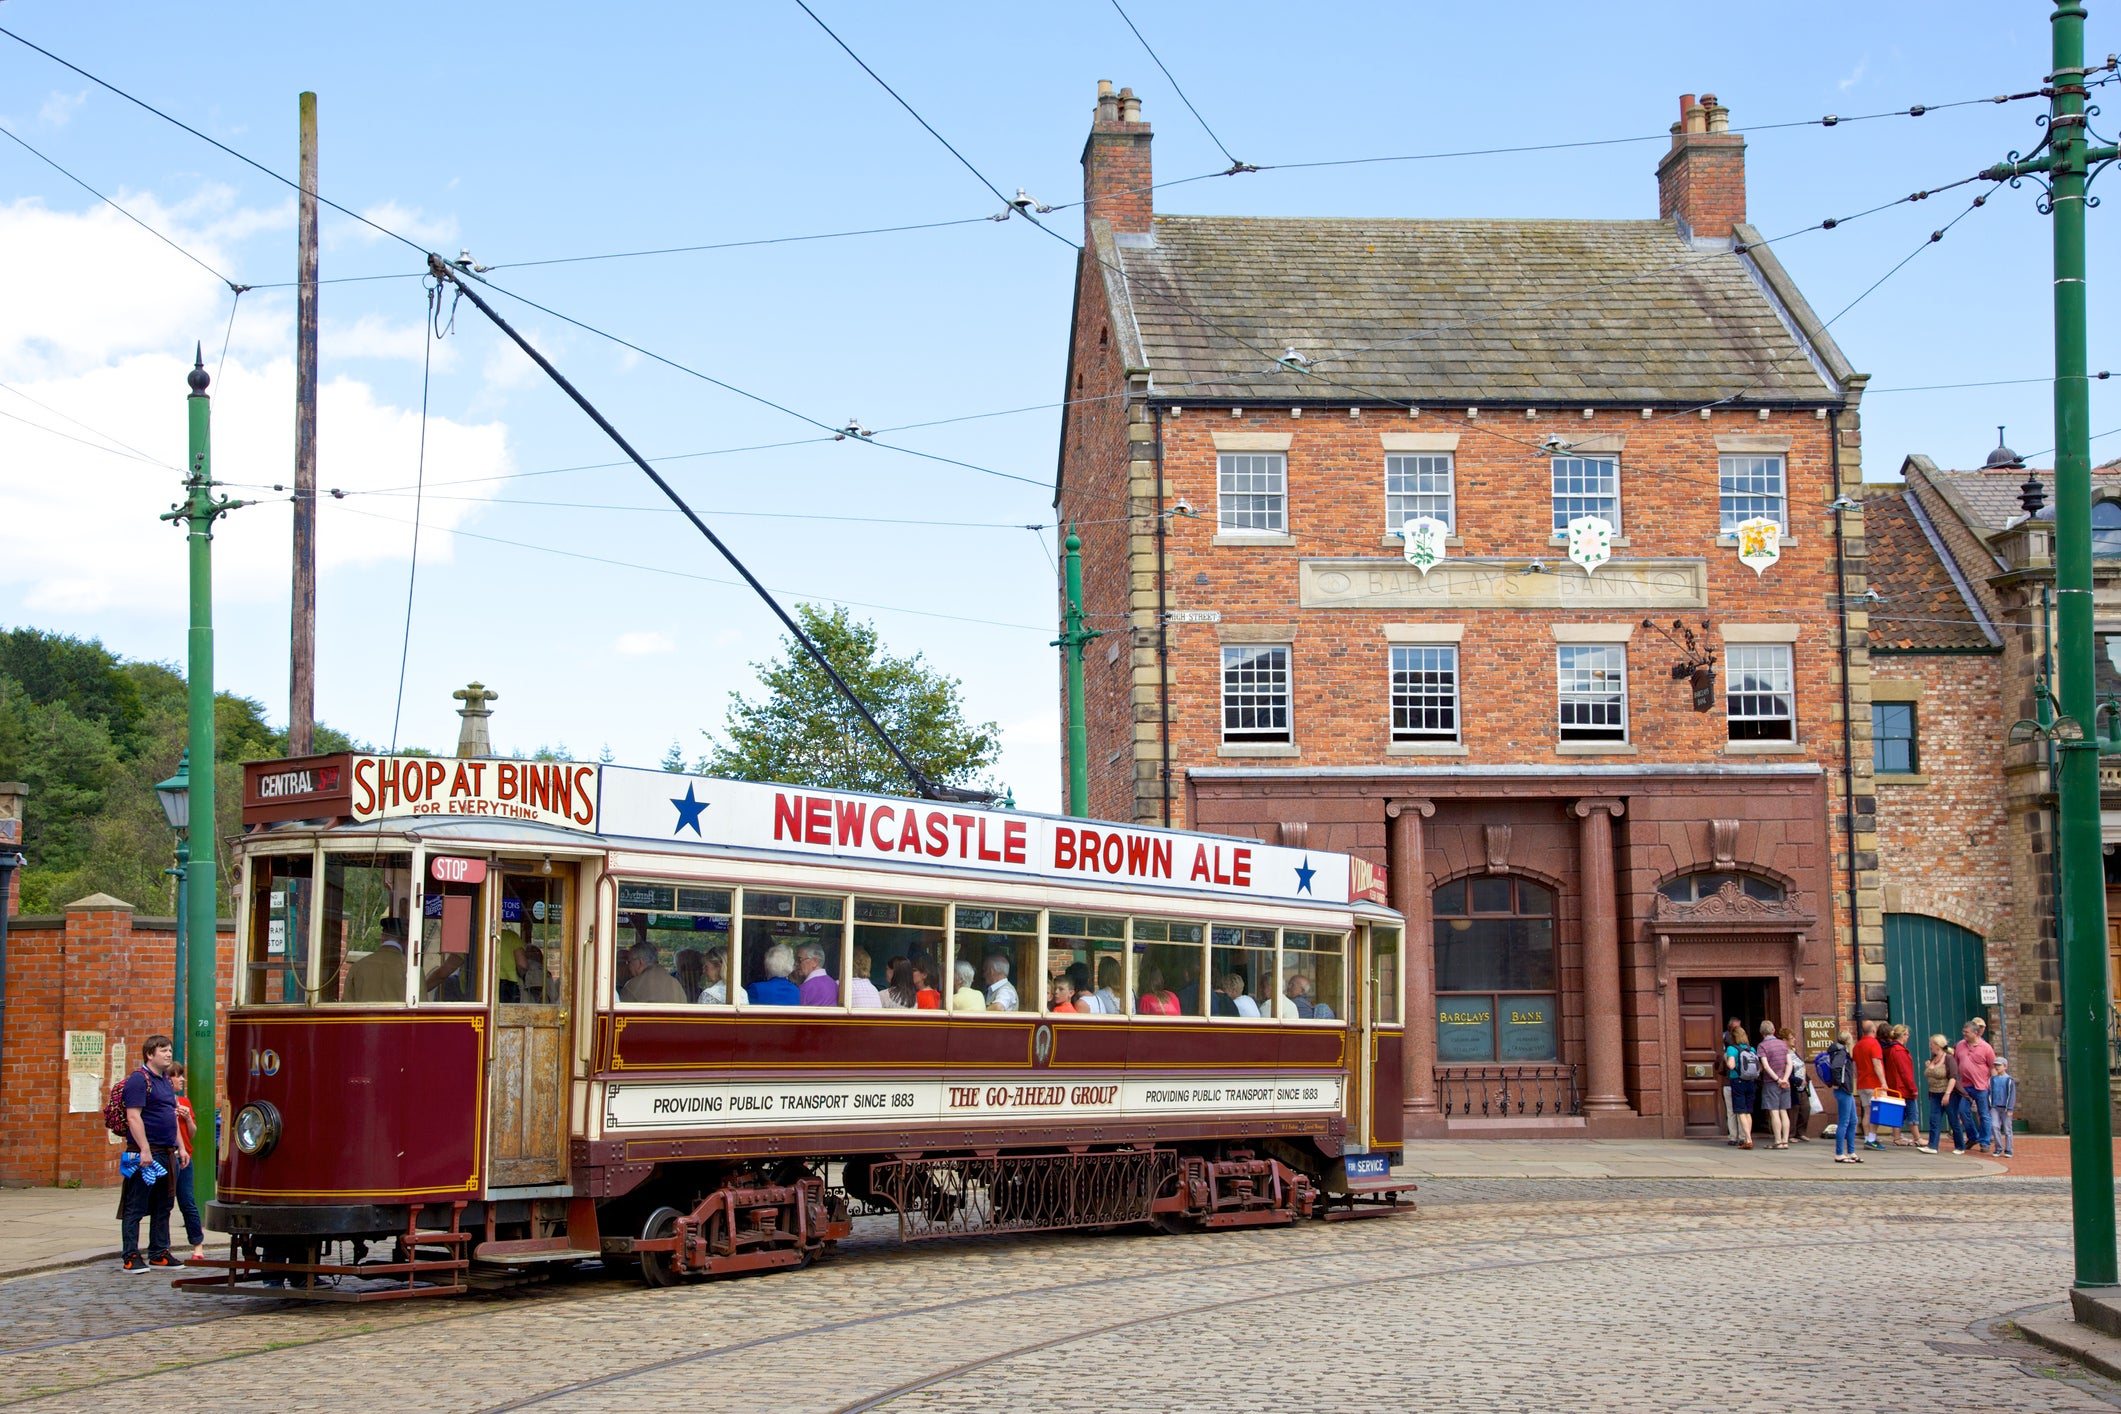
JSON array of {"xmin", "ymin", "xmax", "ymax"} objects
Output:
[{"xmin": 599, "ymin": 766, "xmax": 1360, "ymax": 905}]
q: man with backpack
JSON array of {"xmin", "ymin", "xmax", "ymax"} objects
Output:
[
  {"xmin": 1725, "ymin": 1025, "xmax": 1760, "ymax": 1150},
  {"xmin": 111, "ymin": 1034, "xmax": 184, "ymax": 1273}
]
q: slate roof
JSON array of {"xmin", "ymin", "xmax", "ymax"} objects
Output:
[
  {"xmin": 1863, "ymin": 490, "xmax": 1999, "ymax": 651},
  {"xmin": 1106, "ymin": 215, "xmax": 1848, "ymax": 404},
  {"xmin": 1929, "ymin": 467, "xmax": 2121, "ymax": 533}
]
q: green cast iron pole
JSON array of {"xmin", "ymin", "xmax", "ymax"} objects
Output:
[
  {"xmin": 1053, "ymin": 527, "xmax": 1102, "ymax": 817},
  {"xmin": 169, "ymin": 836, "xmax": 187, "ymax": 1066},
  {"xmin": 163, "ymin": 350, "xmax": 243, "ymax": 1205}
]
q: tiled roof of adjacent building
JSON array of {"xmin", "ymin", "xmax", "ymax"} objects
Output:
[
  {"xmin": 1863, "ymin": 489, "xmax": 2000, "ymax": 651},
  {"xmin": 1928, "ymin": 467, "xmax": 2121, "ymax": 533},
  {"xmin": 1103, "ymin": 215, "xmax": 1848, "ymax": 404}
]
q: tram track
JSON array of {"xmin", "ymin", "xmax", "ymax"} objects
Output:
[{"xmin": 0, "ymin": 1195, "xmax": 2066, "ymax": 1410}]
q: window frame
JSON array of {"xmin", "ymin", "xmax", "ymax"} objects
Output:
[
  {"xmin": 1221, "ymin": 644, "xmax": 1293, "ymax": 744},
  {"xmin": 1725, "ymin": 643, "xmax": 1796, "ymax": 742},
  {"xmin": 1389, "ymin": 644, "xmax": 1460, "ymax": 744},
  {"xmin": 2094, "ymin": 499, "xmax": 2121, "ymax": 557},
  {"xmin": 317, "ymin": 846, "xmax": 418, "ymax": 1007},
  {"xmin": 1550, "ymin": 454, "xmax": 1621, "ymax": 534},
  {"xmin": 1431, "ymin": 875, "xmax": 1559, "ymax": 1063},
  {"xmin": 1216, "ymin": 451, "xmax": 1288, "ymax": 535},
  {"xmin": 1872, "ymin": 701, "xmax": 1920, "ymax": 775},
  {"xmin": 1556, "ymin": 643, "xmax": 1628, "ymax": 743},
  {"xmin": 1718, "ymin": 453, "xmax": 1788, "ymax": 534},
  {"xmin": 1384, "ymin": 452, "xmax": 1456, "ymax": 533}
]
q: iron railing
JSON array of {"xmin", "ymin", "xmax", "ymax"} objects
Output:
[
  {"xmin": 2109, "ymin": 1007, "xmax": 2121, "ymax": 1076},
  {"xmin": 1435, "ymin": 1064, "xmax": 1583, "ymax": 1120}
]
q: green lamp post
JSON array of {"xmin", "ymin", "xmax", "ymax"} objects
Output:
[{"xmin": 153, "ymin": 751, "xmax": 190, "ymax": 1066}]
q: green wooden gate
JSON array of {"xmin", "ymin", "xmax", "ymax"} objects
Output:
[{"xmin": 1884, "ymin": 913, "xmax": 1987, "ymax": 1066}]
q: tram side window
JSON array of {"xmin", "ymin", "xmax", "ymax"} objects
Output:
[
  {"xmin": 1281, "ymin": 932, "xmax": 1344, "ymax": 1021},
  {"xmin": 420, "ymin": 877, "xmax": 484, "ymax": 1003},
  {"xmin": 1210, "ymin": 925, "xmax": 1275, "ymax": 1018},
  {"xmin": 322, "ymin": 852, "xmax": 413, "ymax": 1005},
  {"xmin": 855, "ymin": 899, "xmax": 945, "ymax": 1010},
  {"xmin": 499, "ymin": 871, "xmax": 569, "ymax": 1004},
  {"xmin": 1133, "ymin": 919, "xmax": 1206, "ymax": 1016},
  {"xmin": 245, "ymin": 854, "xmax": 313, "ymax": 1006},
  {"xmin": 743, "ymin": 892, "xmax": 846, "ymax": 1007},
  {"xmin": 950, "ymin": 906, "xmax": 1036, "ymax": 1012},
  {"xmin": 614, "ymin": 882, "xmax": 733, "ymax": 1004},
  {"xmin": 1370, "ymin": 926, "xmax": 1403, "ymax": 1025},
  {"xmin": 1048, "ymin": 913, "xmax": 1125, "ymax": 1015}
]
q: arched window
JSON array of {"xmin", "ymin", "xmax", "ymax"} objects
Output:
[
  {"xmin": 1658, "ymin": 872, "xmax": 1785, "ymax": 905},
  {"xmin": 2094, "ymin": 501, "xmax": 2121, "ymax": 557},
  {"xmin": 1432, "ymin": 875, "xmax": 1556, "ymax": 1063}
]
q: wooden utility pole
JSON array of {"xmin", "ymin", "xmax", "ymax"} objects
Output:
[{"xmin": 290, "ymin": 90, "xmax": 319, "ymax": 755}]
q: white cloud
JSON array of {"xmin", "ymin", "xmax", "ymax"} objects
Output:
[
  {"xmin": 615, "ymin": 630, "xmax": 675, "ymax": 656},
  {"xmin": 1838, "ymin": 58, "xmax": 1869, "ymax": 93},
  {"xmin": 345, "ymin": 200, "xmax": 458, "ymax": 250},
  {"xmin": 38, "ymin": 90, "xmax": 87, "ymax": 127},
  {"xmin": 326, "ymin": 314, "xmax": 459, "ymax": 370}
]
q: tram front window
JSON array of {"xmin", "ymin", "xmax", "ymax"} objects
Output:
[
  {"xmin": 1132, "ymin": 919, "xmax": 1206, "ymax": 1016},
  {"xmin": 1281, "ymin": 931, "xmax": 1345, "ymax": 1021},
  {"xmin": 950, "ymin": 906, "xmax": 1035, "ymax": 1012},
  {"xmin": 322, "ymin": 852, "xmax": 412, "ymax": 1005},
  {"xmin": 614, "ymin": 883, "xmax": 732, "ymax": 1004},
  {"xmin": 420, "ymin": 875, "xmax": 484, "ymax": 1004},
  {"xmin": 854, "ymin": 899, "xmax": 946, "ymax": 1010},
  {"xmin": 1210, "ymin": 925, "xmax": 1275, "ymax": 1018},
  {"xmin": 245, "ymin": 853, "xmax": 313, "ymax": 1006},
  {"xmin": 743, "ymin": 892, "xmax": 845, "ymax": 1006},
  {"xmin": 1047, "ymin": 913, "xmax": 1124, "ymax": 1015},
  {"xmin": 1370, "ymin": 926, "xmax": 1403, "ymax": 1024}
]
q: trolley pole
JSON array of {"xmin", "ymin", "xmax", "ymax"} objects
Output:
[
  {"xmin": 161, "ymin": 349, "xmax": 244, "ymax": 1206},
  {"xmin": 1053, "ymin": 526, "xmax": 1101, "ymax": 817},
  {"xmin": 1984, "ymin": 0, "xmax": 2120, "ymax": 1290}
]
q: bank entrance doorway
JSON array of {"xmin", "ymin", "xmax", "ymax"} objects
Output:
[{"xmin": 1677, "ymin": 977, "xmax": 1782, "ymax": 1138}]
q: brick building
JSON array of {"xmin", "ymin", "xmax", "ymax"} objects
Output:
[
  {"xmin": 1871, "ymin": 448, "xmax": 2121, "ymax": 1132},
  {"xmin": 1055, "ymin": 84, "xmax": 1878, "ymax": 1138}
]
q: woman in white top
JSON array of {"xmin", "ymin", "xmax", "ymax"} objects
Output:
[
  {"xmin": 1090, "ymin": 956, "xmax": 1125, "ymax": 1015},
  {"xmin": 849, "ymin": 946, "xmax": 882, "ymax": 1008},
  {"xmin": 697, "ymin": 946, "xmax": 746, "ymax": 1005}
]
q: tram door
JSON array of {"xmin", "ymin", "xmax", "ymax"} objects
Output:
[
  {"xmin": 488, "ymin": 865, "xmax": 572, "ymax": 1186},
  {"xmin": 1345, "ymin": 926, "xmax": 1372, "ymax": 1153}
]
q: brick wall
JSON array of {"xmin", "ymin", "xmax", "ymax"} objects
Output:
[{"xmin": 2, "ymin": 899, "xmax": 235, "ymax": 1188}]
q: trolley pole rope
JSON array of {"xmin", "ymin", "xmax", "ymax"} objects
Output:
[{"xmin": 426, "ymin": 255, "xmax": 987, "ymax": 804}]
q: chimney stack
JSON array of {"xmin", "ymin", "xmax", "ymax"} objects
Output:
[
  {"xmin": 1658, "ymin": 91, "xmax": 1746, "ymax": 243},
  {"xmin": 1082, "ymin": 79, "xmax": 1153, "ymax": 240}
]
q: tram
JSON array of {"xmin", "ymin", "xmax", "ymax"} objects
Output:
[{"xmin": 184, "ymin": 754, "xmax": 1408, "ymax": 1299}]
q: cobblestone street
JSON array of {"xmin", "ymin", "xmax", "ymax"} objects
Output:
[{"xmin": 4, "ymin": 1177, "xmax": 2115, "ymax": 1413}]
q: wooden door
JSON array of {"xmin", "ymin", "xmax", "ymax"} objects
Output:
[
  {"xmin": 488, "ymin": 867, "xmax": 571, "ymax": 1187},
  {"xmin": 1883, "ymin": 913, "xmax": 1986, "ymax": 1064},
  {"xmin": 1677, "ymin": 981, "xmax": 1725, "ymax": 1137}
]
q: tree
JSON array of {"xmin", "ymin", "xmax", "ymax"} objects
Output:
[{"xmin": 702, "ymin": 605, "xmax": 1002, "ymax": 797}]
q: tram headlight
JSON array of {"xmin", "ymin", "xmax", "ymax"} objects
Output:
[{"xmin": 233, "ymin": 1101, "xmax": 282, "ymax": 1158}]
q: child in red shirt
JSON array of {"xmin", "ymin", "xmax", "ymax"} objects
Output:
[{"xmin": 168, "ymin": 1063, "xmax": 207, "ymax": 1262}]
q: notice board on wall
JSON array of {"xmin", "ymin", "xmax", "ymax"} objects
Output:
[
  {"xmin": 1802, "ymin": 1015, "xmax": 1837, "ymax": 1058},
  {"xmin": 65, "ymin": 1030, "xmax": 106, "ymax": 1113}
]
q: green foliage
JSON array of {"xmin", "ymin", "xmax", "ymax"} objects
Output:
[
  {"xmin": 701, "ymin": 605, "xmax": 1003, "ymax": 797},
  {"xmin": 0, "ymin": 627, "xmax": 363, "ymax": 915}
]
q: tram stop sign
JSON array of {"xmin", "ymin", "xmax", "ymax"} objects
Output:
[{"xmin": 431, "ymin": 855, "xmax": 488, "ymax": 884}]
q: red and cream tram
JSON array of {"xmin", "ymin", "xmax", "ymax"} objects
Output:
[{"xmin": 188, "ymin": 754, "xmax": 1408, "ymax": 1298}]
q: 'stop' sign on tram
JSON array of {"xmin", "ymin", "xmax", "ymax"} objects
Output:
[{"xmin": 241, "ymin": 756, "xmax": 1381, "ymax": 906}]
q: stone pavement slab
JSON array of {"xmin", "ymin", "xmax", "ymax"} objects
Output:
[
  {"xmin": 1395, "ymin": 1136, "xmax": 2001, "ymax": 1180},
  {"xmin": 2018, "ymin": 1301, "xmax": 2121, "ymax": 1383},
  {"xmin": 0, "ymin": 1185, "xmax": 124, "ymax": 1278}
]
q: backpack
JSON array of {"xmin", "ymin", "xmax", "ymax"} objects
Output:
[
  {"xmin": 1813, "ymin": 1049, "xmax": 1835, "ymax": 1087},
  {"xmin": 102, "ymin": 1069, "xmax": 137, "ymax": 1138},
  {"xmin": 1737, "ymin": 1045, "xmax": 1761, "ymax": 1081}
]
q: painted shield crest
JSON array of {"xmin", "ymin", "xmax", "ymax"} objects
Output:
[
  {"xmin": 1400, "ymin": 516, "xmax": 1450, "ymax": 576},
  {"xmin": 1736, "ymin": 517, "xmax": 1781, "ymax": 576},
  {"xmin": 1565, "ymin": 515, "xmax": 1614, "ymax": 575}
]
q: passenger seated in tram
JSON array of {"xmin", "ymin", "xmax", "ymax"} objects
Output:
[
  {"xmin": 1049, "ymin": 976, "xmax": 1077, "ymax": 1012},
  {"xmin": 794, "ymin": 941, "xmax": 839, "ymax": 1006},
  {"xmin": 1092, "ymin": 957, "xmax": 1124, "ymax": 1015},
  {"xmin": 514, "ymin": 938, "xmax": 550, "ymax": 1004},
  {"xmin": 950, "ymin": 959, "xmax": 985, "ymax": 1011},
  {"xmin": 881, "ymin": 956, "xmax": 916, "ymax": 1008},
  {"xmin": 619, "ymin": 941, "xmax": 688, "ymax": 1004},
  {"xmin": 909, "ymin": 953, "xmax": 943, "ymax": 1009},
  {"xmin": 1174, "ymin": 964, "xmax": 1202, "ymax": 1016},
  {"xmin": 698, "ymin": 945, "xmax": 745, "ymax": 1004},
  {"xmin": 1137, "ymin": 967, "xmax": 1180, "ymax": 1016},
  {"xmin": 675, "ymin": 948, "xmax": 705, "ymax": 1003},
  {"xmin": 424, "ymin": 951, "xmax": 471, "ymax": 1003},
  {"xmin": 849, "ymin": 946, "xmax": 882, "ymax": 1007},
  {"xmin": 749, "ymin": 943, "xmax": 801, "ymax": 1006},
  {"xmin": 1067, "ymin": 962, "xmax": 1099, "ymax": 1013},
  {"xmin": 1283, "ymin": 972, "xmax": 1335, "ymax": 1020},
  {"xmin": 982, "ymin": 954, "xmax": 1019, "ymax": 1011},
  {"xmin": 1214, "ymin": 972, "xmax": 1262, "ymax": 1018},
  {"xmin": 344, "ymin": 917, "xmax": 408, "ymax": 1003}
]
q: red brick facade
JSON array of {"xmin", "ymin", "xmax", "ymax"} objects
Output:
[{"xmin": 2, "ymin": 898, "xmax": 234, "ymax": 1188}]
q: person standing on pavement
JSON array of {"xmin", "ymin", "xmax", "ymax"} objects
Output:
[
  {"xmin": 1954, "ymin": 1020, "xmax": 1998, "ymax": 1156},
  {"xmin": 1720, "ymin": 1017, "xmax": 1743, "ymax": 1145},
  {"xmin": 119, "ymin": 1035, "xmax": 185, "ymax": 1272},
  {"xmin": 1852, "ymin": 1019, "xmax": 1888, "ymax": 1151},
  {"xmin": 1757, "ymin": 1020, "xmax": 1794, "ymax": 1149},
  {"xmin": 1724, "ymin": 1025, "xmax": 1759, "ymax": 1150},
  {"xmin": 1883, "ymin": 1025, "xmax": 1919, "ymax": 1146},
  {"xmin": 167, "ymin": 1062, "xmax": 207, "ymax": 1262},
  {"xmin": 1787, "ymin": 1035, "xmax": 1813, "ymax": 1142},
  {"xmin": 1989, "ymin": 1057, "xmax": 2017, "ymax": 1158},
  {"xmin": 1919, "ymin": 1033, "xmax": 1956, "ymax": 1155},
  {"xmin": 1826, "ymin": 1031, "xmax": 1861, "ymax": 1163}
]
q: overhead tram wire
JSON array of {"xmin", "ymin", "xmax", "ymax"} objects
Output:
[
  {"xmin": 0, "ymin": 379, "xmax": 178, "ymax": 468},
  {"xmin": 1108, "ymin": 0, "xmax": 1246, "ymax": 171},
  {"xmin": 425, "ymin": 253, "xmax": 992, "ymax": 803}
]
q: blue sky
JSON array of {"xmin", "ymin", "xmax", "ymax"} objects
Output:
[{"xmin": 0, "ymin": 2, "xmax": 2111, "ymax": 810}]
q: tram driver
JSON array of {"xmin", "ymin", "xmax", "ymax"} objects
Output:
[
  {"xmin": 619, "ymin": 940, "xmax": 687, "ymax": 1004},
  {"xmin": 344, "ymin": 917, "xmax": 408, "ymax": 1003}
]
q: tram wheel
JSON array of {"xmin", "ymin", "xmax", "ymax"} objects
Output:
[{"xmin": 639, "ymin": 1206, "xmax": 684, "ymax": 1288}]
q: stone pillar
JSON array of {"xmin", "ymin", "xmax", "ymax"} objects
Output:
[
  {"xmin": 0, "ymin": 781, "xmax": 23, "ymax": 918},
  {"xmin": 1572, "ymin": 798, "xmax": 1632, "ymax": 1114},
  {"xmin": 1387, "ymin": 799, "xmax": 1437, "ymax": 1116}
]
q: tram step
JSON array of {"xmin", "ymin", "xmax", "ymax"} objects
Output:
[{"xmin": 473, "ymin": 1240, "xmax": 604, "ymax": 1267}]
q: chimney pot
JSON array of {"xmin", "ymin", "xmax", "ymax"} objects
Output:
[
  {"xmin": 1119, "ymin": 86, "xmax": 1141, "ymax": 123},
  {"xmin": 1082, "ymin": 79, "xmax": 1152, "ymax": 237},
  {"xmin": 1098, "ymin": 79, "xmax": 1114, "ymax": 97},
  {"xmin": 1658, "ymin": 89, "xmax": 1745, "ymax": 241}
]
